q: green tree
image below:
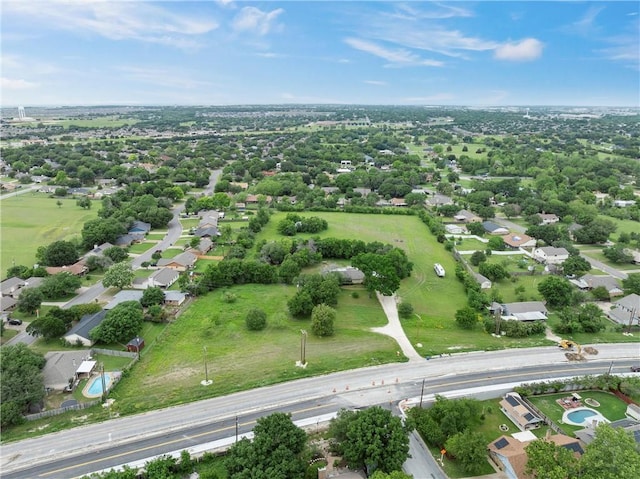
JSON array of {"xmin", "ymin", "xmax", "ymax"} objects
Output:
[
  {"xmin": 90, "ymin": 301, "xmax": 143, "ymax": 344},
  {"xmin": 40, "ymin": 272, "xmax": 82, "ymax": 299},
  {"xmin": 538, "ymin": 276, "xmax": 574, "ymax": 307},
  {"xmin": 102, "ymin": 262, "xmax": 135, "ymax": 290},
  {"xmin": 525, "ymin": 438, "xmax": 578, "ymax": 479},
  {"xmin": 311, "ymin": 304, "xmax": 336, "ymax": 337},
  {"xmin": 42, "ymin": 240, "xmax": 79, "ymax": 267},
  {"xmin": 445, "ymin": 430, "xmax": 490, "ymax": 475},
  {"xmin": 579, "ymin": 423, "xmax": 640, "ymax": 479},
  {"xmin": 288, "ymin": 290, "xmax": 314, "ymax": 317},
  {"xmin": 470, "ymin": 250, "xmax": 487, "ymax": 266},
  {"xmin": 487, "ymin": 236, "xmax": 505, "ymax": 251},
  {"xmin": 622, "ymin": 273, "xmax": 640, "ymax": 295},
  {"xmin": 82, "ymin": 218, "xmax": 126, "ymax": 249},
  {"xmin": 562, "ymin": 255, "xmax": 592, "ymax": 277},
  {"xmin": 17, "ymin": 287, "xmax": 43, "ymax": 314},
  {"xmin": 246, "ymin": 308, "xmax": 267, "ymax": 331},
  {"xmin": 225, "ymin": 412, "xmax": 307, "ymax": 479},
  {"xmin": 455, "ymin": 306, "xmax": 478, "ymax": 330},
  {"xmin": 103, "ymin": 246, "xmax": 129, "ymax": 263},
  {"xmin": 369, "ymin": 472, "xmax": 412, "ymax": 479},
  {"xmin": 278, "ymin": 257, "xmax": 301, "ymax": 284},
  {"xmin": 397, "ymin": 302, "xmax": 414, "ymax": 318},
  {"xmin": 140, "ymin": 287, "xmax": 165, "ymax": 307},
  {"xmin": 76, "ymin": 197, "xmax": 92, "ymax": 209},
  {"xmin": 467, "ymin": 222, "xmax": 485, "ymax": 236},
  {"xmin": 352, "ymin": 253, "xmax": 401, "ymax": 296},
  {"xmin": 341, "ymin": 406, "xmax": 409, "ymax": 475},
  {"xmin": 602, "ymin": 245, "xmax": 633, "ymax": 264},
  {"xmin": 478, "ymin": 263, "xmax": 510, "ymax": 282},
  {"xmin": 1, "ymin": 344, "xmax": 46, "ymax": 427}
]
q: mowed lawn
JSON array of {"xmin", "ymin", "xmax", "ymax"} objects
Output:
[
  {"xmin": 0, "ymin": 194, "xmax": 98, "ymax": 270},
  {"xmin": 113, "ymin": 285, "xmax": 399, "ymax": 413}
]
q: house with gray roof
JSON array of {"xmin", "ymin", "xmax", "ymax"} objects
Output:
[
  {"xmin": 193, "ymin": 226, "xmax": 220, "ymax": 238},
  {"xmin": 1, "ymin": 277, "xmax": 26, "ymax": 298},
  {"xmin": 164, "ymin": 290, "xmax": 188, "ymax": 306},
  {"xmin": 608, "ymin": 294, "xmax": 640, "ymax": 326},
  {"xmin": 324, "ymin": 266, "xmax": 365, "ymax": 285},
  {"xmin": 483, "ymin": 221, "xmax": 509, "ymax": 235},
  {"xmin": 533, "ymin": 246, "xmax": 569, "ymax": 265},
  {"xmin": 157, "ymin": 251, "xmax": 198, "ymax": 271},
  {"xmin": 128, "ymin": 220, "xmax": 151, "ymax": 235},
  {"xmin": 571, "ymin": 274, "xmax": 623, "ymax": 297},
  {"xmin": 105, "ymin": 290, "xmax": 144, "ymax": 310},
  {"xmin": 43, "ymin": 351, "xmax": 93, "ymax": 390},
  {"xmin": 64, "ymin": 310, "xmax": 107, "ymax": 346},
  {"xmin": 149, "ymin": 268, "xmax": 180, "ymax": 288},
  {"xmin": 489, "ymin": 301, "xmax": 548, "ymax": 321},
  {"xmin": 454, "ymin": 209, "xmax": 482, "ymax": 223}
]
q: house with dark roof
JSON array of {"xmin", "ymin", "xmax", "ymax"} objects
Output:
[
  {"xmin": 105, "ymin": 290, "xmax": 144, "ymax": 310},
  {"xmin": 86, "ymin": 242, "xmax": 115, "ymax": 257},
  {"xmin": 608, "ymin": 294, "xmax": 640, "ymax": 326},
  {"xmin": 115, "ymin": 233, "xmax": 145, "ymax": 247},
  {"xmin": 1, "ymin": 296, "xmax": 18, "ymax": 313},
  {"xmin": 127, "ymin": 336, "xmax": 145, "ymax": 353},
  {"xmin": 575, "ymin": 418, "xmax": 640, "ymax": 446},
  {"xmin": 324, "ymin": 266, "xmax": 365, "ymax": 285},
  {"xmin": 193, "ymin": 226, "xmax": 220, "ymax": 238},
  {"xmin": 499, "ymin": 392, "xmax": 544, "ymax": 431},
  {"xmin": 64, "ymin": 310, "xmax": 107, "ymax": 346},
  {"xmin": 128, "ymin": 220, "xmax": 151, "ymax": 235},
  {"xmin": 148, "ymin": 268, "xmax": 180, "ymax": 288},
  {"xmin": 483, "ymin": 221, "xmax": 509, "ymax": 235},
  {"xmin": 188, "ymin": 237, "xmax": 213, "ymax": 255}
]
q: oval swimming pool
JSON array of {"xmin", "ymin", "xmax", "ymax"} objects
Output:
[{"xmin": 87, "ymin": 373, "xmax": 112, "ymax": 396}]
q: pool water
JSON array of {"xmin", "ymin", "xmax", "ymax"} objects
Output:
[
  {"xmin": 567, "ymin": 409, "xmax": 597, "ymax": 423},
  {"xmin": 87, "ymin": 373, "xmax": 111, "ymax": 395}
]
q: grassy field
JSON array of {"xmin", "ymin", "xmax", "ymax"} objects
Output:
[
  {"xmin": 0, "ymin": 194, "xmax": 98, "ymax": 272},
  {"xmin": 128, "ymin": 242, "xmax": 158, "ymax": 254},
  {"xmin": 111, "ymin": 284, "xmax": 399, "ymax": 414}
]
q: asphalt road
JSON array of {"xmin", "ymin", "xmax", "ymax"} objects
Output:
[{"xmin": 2, "ymin": 344, "xmax": 638, "ymax": 478}]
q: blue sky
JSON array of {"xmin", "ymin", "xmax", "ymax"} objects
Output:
[{"xmin": 1, "ymin": 1, "xmax": 638, "ymax": 107}]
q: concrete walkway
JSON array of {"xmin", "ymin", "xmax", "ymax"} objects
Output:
[{"xmin": 373, "ymin": 293, "xmax": 424, "ymax": 362}]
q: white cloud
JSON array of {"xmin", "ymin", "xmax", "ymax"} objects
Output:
[
  {"xmin": 232, "ymin": 6, "xmax": 284, "ymax": 36},
  {"xmin": 118, "ymin": 66, "xmax": 214, "ymax": 90},
  {"xmin": 345, "ymin": 38, "xmax": 443, "ymax": 67},
  {"xmin": 1, "ymin": 77, "xmax": 39, "ymax": 90},
  {"xmin": 494, "ymin": 38, "xmax": 543, "ymax": 61},
  {"xmin": 562, "ymin": 6, "xmax": 604, "ymax": 36},
  {"xmin": 391, "ymin": 3, "xmax": 473, "ymax": 20},
  {"xmin": 256, "ymin": 52, "xmax": 285, "ymax": 59},
  {"xmin": 364, "ymin": 80, "xmax": 387, "ymax": 86},
  {"xmin": 2, "ymin": 0, "xmax": 218, "ymax": 47}
]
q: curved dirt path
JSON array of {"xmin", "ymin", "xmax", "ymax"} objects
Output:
[{"xmin": 372, "ymin": 293, "xmax": 424, "ymax": 362}]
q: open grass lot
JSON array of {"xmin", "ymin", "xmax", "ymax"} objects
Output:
[
  {"xmin": 545, "ymin": 313, "xmax": 640, "ymax": 345},
  {"xmin": 146, "ymin": 233, "xmax": 166, "ymax": 240},
  {"xmin": 603, "ymin": 216, "xmax": 640, "ymax": 236},
  {"xmin": 128, "ymin": 242, "xmax": 158, "ymax": 254},
  {"xmin": 528, "ymin": 390, "xmax": 628, "ymax": 435},
  {"xmin": 55, "ymin": 117, "xmax": 139, "ymax": 129},
  {"xmin": 0, "ymin": 194, "xmax": 98, "ymax": 271},
  {"xmin": 110, "ymin": 285, "xmax": 399, "ymax": 414},
  {"xmin": 452, "ymin": 237, "xmax": 488, "ymax": 251}
]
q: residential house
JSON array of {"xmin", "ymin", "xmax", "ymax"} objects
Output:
[
  {"xmin": 454, "ymin": 209, "xmax": 482, "ymax": 223},
  {"xmin": 148, "ymin": 268, "xmax": 180, "ymax": 288},
  {"xmin": 482, "ymin": 221, "xmax": 509, "ymax": 235},
  {"xmin": 188, "ymin": 237, "xmax": 213, "ymax": 255},
  {"xmin": 445, "ymin": 224, "xmax": 467, "ymax": 235},
  {"xmin": 625, "ymin": 249, "xmax": 640, "ymax": 265},
  {"xmin": 324, "ymin": 266, "xmax": 365, "ymax": 285},
  {"xmin": 115, "ymin": 233, "xmax": 145, "ymax": 247},
  {"xmin": 533, "ymin": 246, "xmax": 570, "ymax": 265},
  {"xmin": 105, "ymin": 290, "xmax": 144, "ymax": 310},
  {"xmin": 614, "ymin": 200, "xmax": 636, "ymax": 208},
  {"xmin": 198, "ymin": 210, "xmax": 220, "ymax": 227},
  {"xmin": 538, "ymin": 213, "xmax": 560, "ymax": 225},
  {"xmin": 164, "ymin": 290, "xmax": 188, "ymax": 306},
  {"xmin": 45, "ymin": 261, "xmax": 88, "ymax": 276},
  {"xmin": 390, "ymin": 198, "xmax": 407, "ymax": 207},
  {"xmin": 85, "ymin": 242, "xmax": 114, "ymax": 257},
  {"xmin": 424, "ymin": 194, "xmax": 453, "ymax": 207},
  {"xmin": 499, "ymin": 392, "xmax": 545, "ymax": 431},
  {"xmin": 128, "ymin": 220, "xmax": 151, "ymax": 235},
  {"xmin": 608, "ymin": 294, "xmax": 640, "ymax": 326},
  {"xmin": 488, "ymin": 432, "xmax": 583, "ymax": 479},
  {"xmin": 42, "ymin": 351, "xmax": 94, "ymax": 391},
  {"xmin": 64, "ymin": 310, "xmax": 107, "ymax": 346},
  {"xmin": 375, "ymin": 199, "xmax": 391, "ymax": 207},
  {"xmin": 1, "ymin": 277, "xmax": 27, "ymax": 298},
  {"xmin": 575, "ymin": 417, "xmax": 640, "ymax": 446},
  {"xmin": 502, "ymin": 233, "xmax": 536, "ymax": 250},
  {"xmin": 193, "ymin": 226, "xmax": 220, "ymax": 238},
  {"xmin": 570, "ymin": 274, "xmax": 623, "ymax": 298},
  {"xmin": 235, "ymin": 202, "xmax": 246, "ymax": 211},
  {"xmin": 489, "ymin": 302, "xmax": 548, "ymax": 322},
  {"xmin": 1, "ymin": 296, "xmax": 18, "ymax": 313},
  {"xmin": 157, "ymin": 251, "xmax": 197, "ymax": 271}
]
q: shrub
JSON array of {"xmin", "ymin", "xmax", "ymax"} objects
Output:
[
  {"xmin": 222, "ymin": 291, "xmax": 237, "ymax": 303},
  {"xmin": 311, "ymin": 304, "xmax": 336, "ymax": 337},
  {"xmin": 246, "ymin": 308, "xmax": 267, "ymax": 331},
  {"xmin": 351, "ymin": 291, "xmax": 360, "ymax": 299},
  {"xmin": 397, "ymin": 302, "xmax": 414, "ymax": 318}
]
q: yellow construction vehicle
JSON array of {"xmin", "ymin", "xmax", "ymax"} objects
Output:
[{"xmin": 558, "ymin": 339, "xmax": 582, "ymax": 355}]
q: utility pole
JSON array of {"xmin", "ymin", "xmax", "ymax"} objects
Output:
[
  {"xmin": 419, "ymin": 378, "xmax": 425, "ymax": 408},
  {"xmin": 300, "ymin": 330, "xmax": 307, "ymax": 366},
  {"xmin": 100, "ymin": 363, "xmax": 106, "ymax": 402},
  {"xmin": 235, "ymin": 415, "xmax": 239, "ymax": 443},
  {"xmin": 201, "ymin": 346, "xmax": 212, "ymax": 386}
]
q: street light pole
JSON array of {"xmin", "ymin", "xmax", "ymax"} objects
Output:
[{"xmin": 201, "ymin": 346, "xmax": 212, "ymax": 386}]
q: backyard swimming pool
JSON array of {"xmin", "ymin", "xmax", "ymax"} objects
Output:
[
  {"xmin": 86, "ymin": 373, "xmax": 112, "ymax": 397},
  {"xmin": 562, "ymin": 407, "xmax": 609, "ymax": 427}
]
